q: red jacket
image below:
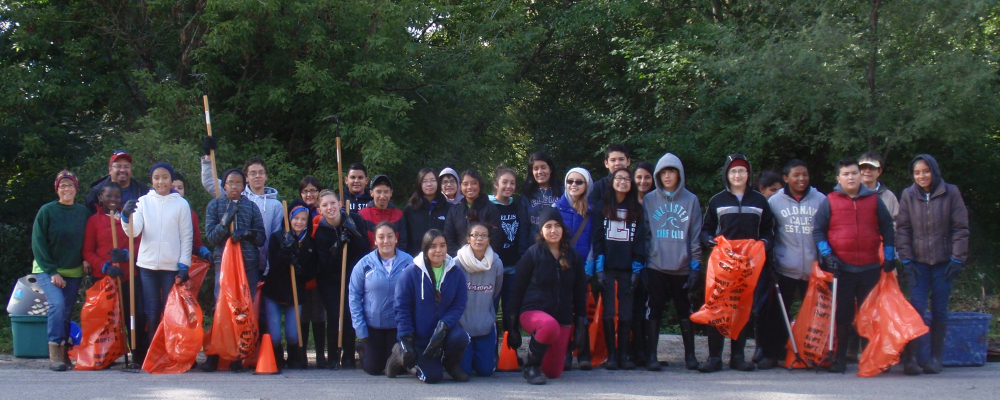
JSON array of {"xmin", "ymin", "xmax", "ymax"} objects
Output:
[
  {"xmin": 190, "ymin": 210, "xmax": 205, "ymax": 250},
  {"xmin": 826, "ymin": 191, "xmax": 882, "ymax": 266},
  {"xmin": 82, "ymin": 208, "xmax": 141, "ymax": 279},
  {"xmin": 358, "ymin": 203, "xmax": 408, "ymax": 253}
]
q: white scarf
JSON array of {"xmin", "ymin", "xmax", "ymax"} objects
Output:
[{"xmin": 455, "ymin": 244, "xmax": 495, "ymax": 273}]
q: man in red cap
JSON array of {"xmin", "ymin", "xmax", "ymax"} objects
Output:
[{"xmin": 84, "ymin": 150, "xmax": 150, "ymax": 215}]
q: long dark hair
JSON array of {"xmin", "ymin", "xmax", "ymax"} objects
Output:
[
  {"xmin": 521, "ymin": 151, "xmax": 563, "ymax": 199},
  {"xmin": 421, "ymin": 229, "xmax": 446, "ymax": 300},
  {"xmin": 460, "ymin": 170, "xmax": 489, "ymax": 219},
  {"xmin": 635, "ymin": 161, "xmax": 655, "ymax": 197},
  {"xmin": 535, "ymin": 219, "xmax": 574, "ymax": 270},
  {"xmin": 602, "ymin": 168, "xmax": 642, "ymax": 222},
  {"xmin": 408, "ymin": 168, "xmax": 445, "ymax": 210}
]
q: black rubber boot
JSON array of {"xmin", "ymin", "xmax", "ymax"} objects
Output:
[
  {"xmin": 524, "ymin": 337, "xmax": 550, "ymax": 385},
  {"xmin": 680, "ymin": 319, "xmax": 698, "ymax": 370},
  {"xmin": 287, "ymin": 344, "xmax": 303, "ymax": 370},
  {"xmin": 845, "ymin": 331, "xmax": 860, "ymax": 363},
  {"xmin": 201, "ymin": 355, "xmax": 219, "ymax": 372},
  {"xmin": 385, "ymin": 343, "xmax": 406, "ymax": 378},
  {"xmin": 698, "ymin": 328, "xmax": 725, "ymax": 373},
  {"xmin": 645, "ymin": 318, "xmax": 662, "ymax": 371},
  {"xmin": 924, "ymin": 322, "xmax": 947, "ymax": 374},
  {"xmin": 314, "ymin": 324, "xmax": 327, "ymax": 369},
  {"xmin": 631, "ymin": 318, "xmax": 647, "ymax": 367},
  {"xmin": 564, "ymin": 352, "xmax": 574, "ymax": 371},
  {"xmin": 618, "ymin": 319, "xmax": 636, "ymax": 370},
  {"xmin": 902, "ymin": 341, "xmax": 921, "ymax": 376},
  {"xmin": 602, "ymin": 319, "xmax": 619, "ymax": 370},
  {"xmin": 444, "ymin": 351, "xmax": 470, "ymax": 382},
  {"xmin": 577, "ymin": 323, "xmax": 593, "ymax": 371},
  {"xmin": 729, "ymin": 335, "xmax": 756, "ymax": 372},
  {"xmin": 752, "ymin": 347, "xmax": 764, "ymax": 364},
  {"xmin": 827, "ymin": 325, "xmax": 849, "ymax": 373}
]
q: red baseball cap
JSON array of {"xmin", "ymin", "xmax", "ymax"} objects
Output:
[{"xmin": 109, "ymin": 150, "xmax": 133, "ymax": 165}]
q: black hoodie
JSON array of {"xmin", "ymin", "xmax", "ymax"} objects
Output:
[{"xmin": 701, "ymin": 153, "xmax": 775, "ymax": 249}]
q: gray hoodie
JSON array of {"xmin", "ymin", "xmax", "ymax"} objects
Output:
[
  {"xmin": 768, "ymin": 186, "xmax": 825, "ymax": 280},
  {"xmin": 642, "ymin": 153, "xmax": 703, "ymax": 276},
  {"xmin": 455, "ymin": 245, "xmax": 504, "ymax": 337}
]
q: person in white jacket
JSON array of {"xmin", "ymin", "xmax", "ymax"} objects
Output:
[{"xmin": 121, "ymin": 162, "xmax": 193, "ymax": 354}]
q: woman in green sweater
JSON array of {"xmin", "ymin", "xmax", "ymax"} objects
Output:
[{"xmin": 31, "ymin": 170, "xmax": 90, "ymax": 371}]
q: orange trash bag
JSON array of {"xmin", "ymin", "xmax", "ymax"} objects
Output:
[
  {"xmin": 690, "ymin": 237, "xmax": 766, "ymax": 339},
  {"xmin": 74, "ymin": 276, "xmax": 127, "ymax": 371},
  {"xmin": 784, "ymin": 263, "xmax": 836, "ymax": 368},
  {"xmin": 856, "ymin": 271, "xmax": 929, "ymax": 377},
  {"xmin": 205, "ymin": 240, "xmax": 259, "ymax": 362},
  {"xmin": 141, "ymin": 257, "xmax": 212, "ymax": 374}
]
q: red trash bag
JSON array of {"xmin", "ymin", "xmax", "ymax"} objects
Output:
[
  {"xmin": 74, "ymin": 276, "xmax": 127, "ymax": 371},
  {"xmin": 784, "ymin": 263, "xmax": 836, "ymax": 368},
  {"xmin": 690, "ymin": 237, "xmax": 766, "ymax": 339},
  {"xmin": 205, "ymin": 240, "xmax": 259, "ymax": 362},
  {"xmin": 205, "ymin": 281, "xmax": 264, "ymax": 370},
  {"xmin": 140, "ymin": 256, "xmax": 212, "ymax": 374},
  {"xmin": 856, "ymin": 271, "xmax": 929, "ymax": 377}
]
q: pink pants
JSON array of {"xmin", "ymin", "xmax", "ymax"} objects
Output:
[{"xmin": 520, "ymin": 310, "xmax": 572, "ymax": 379}]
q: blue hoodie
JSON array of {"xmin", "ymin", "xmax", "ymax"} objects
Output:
[
  {"xmin": 349, "ymin": 249, "xmax": 415, "ymax": 339},
  {"xmin": 394, "ymin": 253, "xmax": 468, "ymax": 347}
]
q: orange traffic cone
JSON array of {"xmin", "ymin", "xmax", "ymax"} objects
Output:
[
  {"xmin": 253, "ymin": 334, "xmax": 279, "ymax": 375},
  {"xmin": 497, "ymin": 332, "xmax": 521, "ymax": 372}
]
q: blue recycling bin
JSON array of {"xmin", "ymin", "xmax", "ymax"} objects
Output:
[{"xmin": 916, "ymin": 312, "xmax": 991, "ymax": 367}]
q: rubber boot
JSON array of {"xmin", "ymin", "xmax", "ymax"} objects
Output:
[
  {"xmin": 845, "ymin": 331, "xmax": 860, "ymax": 363},
  {"xmin": 680, "ymin": 319, "xmax": 699, "ymax": 370},
  {"xmin": 602, "ymin": 319, "xmax": 619, "ymax": 370},
  {"xmin": 62, "ymin": 342, "xmax": 73, "ymax": 370},
  {"xmin": 444, "ymin": 351, "xmax": 470, "ymax": 382},
  {"xmin": 49, "ymin": 342, "xmax": 67, "ymax": 372},
  {"xmin": 645, "ymin": 318, "xmax": 662, "ymax": 371},
  {"xmin": 752, "ymin": 347, "xmax": 765, "ymax": 364},
  {"xmin": 274, "ymin": 344, "xmax": 285, "ymax": 372},
  {"xmin": 564, "ymin": 352, "xmax": 574, "ymax": 371},
  {"xmin": 729, "ymin": 335, "xmax": 756, "ymax": 372},
  {"xmin": 201, "ymin": 355, "xmax": 219, "ymax": 372},
  {"xmin": 229, "ymin": 359, "xmax": 245, "ymax": 372},
  {"xmin": 698, "ymin": 328, "xmax": 724, "ymax": 373},
  {"xmin": 631, "ymin": 318, "xmax": 647, "ymax": 366},
  {"xmin": 385, "ymin": 343, "xmax": 406, "ymax": 378},
  {"xmin": 924, "ymin": 322, "xmax": 947, "ymax": 374},
  {"xmin": 827, "ymin": 324, "xmax": 849, "ymax": 373},
  {"xmin": 577, "ymin": 322, "xmax": 592, "ymax": 370},
  {"xmin": 287, "ymin": 344, "xmax": 302, "ymax": 370},
  {"xmin": 902, "ymin": 341, "xmax": 921, "ymax": 376},
  {"xmin": 314, "ymin": 324, "xmax": 328, "ymax": 369},
  {"xmin": 524, "ymin": 337, "xmax": 550, "ymax": 385},
  {"xmin": 618, "ymin": 319, "xmax": 636, "ymax": 369}
]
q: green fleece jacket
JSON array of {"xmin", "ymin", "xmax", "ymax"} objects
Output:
[{"xmin": 31, "ymin": 201, "xmax": 89, "ymax": 277}]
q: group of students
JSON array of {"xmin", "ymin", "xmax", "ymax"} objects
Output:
[{"xmin": 31, "ymin": 140, "xmax": 968, "ymax": 384}]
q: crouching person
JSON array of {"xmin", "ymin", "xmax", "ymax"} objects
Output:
[
  {"xmin": 386, "ymin": 230, "xmax": 470, "ymax": 383},
  {"xmin": 456, "ymin": 222, "xmax": 504, "ymax": 377}
]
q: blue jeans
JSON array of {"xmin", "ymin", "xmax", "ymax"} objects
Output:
[
  {"xmin": 214, "ymin": 266, "xmax": 260, "ymax": 301},
  {"xmin": 460, "ymin": 328, "xmax": 497, "ymax": 377},
  {"xmin": 907, "ymin": 261, "xmax": 953, "ymax": 323},
  {"xmin": 139, "ymin": 268, "xmax": 178, "ymax": 339},
  {"xmin": 35, "ymin": 272, "xmax": 82, "ymax": 343},
  {"xmin": 263, "ymin": 296, "xmax": 300, "ymax": 346}
]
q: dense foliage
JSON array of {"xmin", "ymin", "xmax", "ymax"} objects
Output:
[{"xmin": 2, "ymin": 0, "xmax": 998, "ymax": 314}]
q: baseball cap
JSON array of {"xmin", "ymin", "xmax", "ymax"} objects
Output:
[
  {"xmin": 859, "ymin": 159, "xmax": 881, "ymax": 169},
  {"xmin": 109, "ymin": 150, "xmax": 133, "ymax": 165},
  {"xmin": 369, "ymin": 174, "xmax": 393, "ymax": 191}
]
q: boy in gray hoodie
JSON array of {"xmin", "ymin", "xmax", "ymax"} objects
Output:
[{"xmin": 641, "ymin": 153, "xmax": 703, "ymax": 371}]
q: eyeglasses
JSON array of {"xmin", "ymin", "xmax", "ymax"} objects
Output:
[
  {"xmin": 613, "ymin": 177, "xmax": 631, "ymax": 182},
  {"xmin": 58, "ymin": 184, "xmax": 77, "ymax": 189},
  {"xmin": 302, "ymin": 189, "xmax": 319, "ymax": 195},
  {"xmin": 468, "ymin": 234, "xmax": 489, "ymax": 240},
  {"xmin": 247, "ymin": 171, "xmax": 266, "ymax": 178},
  {"xmin": 728, "ymin": 170, "xmax": 748, "ymax": 176},
  {"xmin": 110, "ymin": 164, "xmax": 132, "ymax": 171},
  {"xmin": 441, "ymin": 181, "xmax": 457, "ymax": 186},
  {"xmin": 421, "ymin": 179, "xmax": 437, "ymax": 185},
  {"xmin": 225, "ymin": 181, "xmax": 244, "ymax": 188},
  {"xmin": 566, "ymin": 179, "xmax": 585, "ymax": 186}
]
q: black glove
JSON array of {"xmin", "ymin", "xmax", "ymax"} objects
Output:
[
  {"xmin": 944, "ymin": 261, "xmax": 963, "ymax": 282},
  {"xmin": 594, "ymin": 271, "xmax": 607, "ymax": 292},
  {"xmin": 232, "ymin": 227, "xmax": 249, "ymax": 242},
  {"xmin": 682, "ymin": 270, "xmax": 700, "ymax": 290},
  {"xmin": 571, "ymin": 316, "xmax": 588, "ymax": 351},
  {"xmin": 400, "ymin": 335, "xmax": 417, "ymax": 369},
  {"xmin": 122, "ymin": 200, "xmax": 137, "ymax": 218},
  {"xmin": 102, "ymin": 262, "xmax": 123, "ymax": 278},
  {"xmin": 339, "ymin": 227, "xmax": 352, "ymax": 245},
  {"xmin": 882, "ymin": 259, "xmax": 896, "ymax": 273},
  {"xmin": 631, "ymin": 273, "xmax": 639, "ymax": 291},
  {"xmin": 422, "ymin": 321, "xmax": 450, "ymax": 360},
  {"xmin": 282, "ymin": 231, "xmax": 297, "ymax": 249},
  {"xmin": 109, "ymin": 248, "xmax": 129, "ymax": 263},
  {"xmin": 293, "ymin": 260, "xmax": 304, "ymax": 277},
  {"xmin": 220, "ymin": 204, "xmax": 236, "ymax": 227},
  {"xmin": 176, "ymin": 270, "xmax": 190, "ymax": 284},
  {"xmin": 202, "ymin": 135, "xmax": 217, "ymax": 156},
  {"xmin": 902, "ymin": 261, "xmax": 920, "ymax": 284},
  {"xmin": 703, "ymin": 236, "xmax": 718, "ymax": 252},
  {"xmin": 505, "ymin": 315, "xmax": 522, "ymax": 351},
  {"xmin": 822, "ymin": 253, "xmax": 841, "ymax": 277}
]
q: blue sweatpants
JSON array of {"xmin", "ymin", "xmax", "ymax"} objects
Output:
[
  {"xmin": 413, "ymin": 325, "xmax": 470, "ymax": 383},
  {"xmin": 460, "ymin": 327, "xmax": 498, "ymax": 377}
]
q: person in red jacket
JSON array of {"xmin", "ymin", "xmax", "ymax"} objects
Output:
[
  {"xmin": 80, "ymin": 181, "xmax": 148, "ymax": 360},
  {"xmin": 358, "ymin": 175, "xmax": 408, "ymax": 254},
  {"xmin": 171, "ymin": 173, "xmax": 212, "ymax": 261},
  {"xmin": 812, "ymin": 157, "xmax": 896, "ymax": 373}
]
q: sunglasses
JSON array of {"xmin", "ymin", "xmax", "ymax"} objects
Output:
[{"xmin": 566, "ymin": 179, "xmax": 586, "ymax": 186}]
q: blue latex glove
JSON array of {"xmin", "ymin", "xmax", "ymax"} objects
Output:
[
  {"xmin": 883, "ymin": 246, "xmax": 896, "ymax": 262},
  {"xmin": 101, "ymin": 261, "xmax": 123, "ymax": 278},
  {"xmin": 197, "ymin": 246, "xmax": 212, "ymax": 260},
  {"xmin": 176, "ymin": 263, "xmax": 190, "ymax": 284},
  {"xmin": 817, "ymin": 241, "xmax": 832, "ymax": 257},
  {"xmin": 631, "ymin": 261, "xmax": 644, "ymax": 275},
  {"xmin": 689, "ymin": 260, "xmax": 701, "ymax": 272},
  {"xmin": 902, "ymin": 259, "xmax": 913, "ymax": 265},
  {"xmin": 595, "ymin": 255, "xmax": 606, "ymax": 274},
  {"xmin": 585, "ymin": 260, "xmax": 595, "ymax": 277}
]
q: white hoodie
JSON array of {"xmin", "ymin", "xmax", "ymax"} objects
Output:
[{"xmin": 123, "ymin": 190, "xmax": 193, "ymax": 271}]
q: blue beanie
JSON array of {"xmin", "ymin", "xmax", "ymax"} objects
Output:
[{"xmin": 149, "ymin": 162, "xmax": 175, "ymax": 181}]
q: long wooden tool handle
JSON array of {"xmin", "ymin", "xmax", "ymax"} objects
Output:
[
  {"xmin": 203, "ymin": 95, "xmax": 221, "ymax": 199},
  {"xmin": 282, "ymin": 201, "xmax": 304, "ymax": 347},
  {"xmin": 127, "ymin": 217, "xmax": 137, "ymax": 350},
  {"xmin": 338, "ymin": 201, "xmax": 350, "ymax": 349}
]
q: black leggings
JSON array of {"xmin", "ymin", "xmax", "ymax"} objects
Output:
[
  {"xmin": 600, "ymin": 270, "xmax": 634, "ymax": 320},
  {"xmin": 759, "ymin": 275, "xmax": 809, "ymax": 358},
  {"xmin": 361, "ymin": 328, "xmax": 398, "ymax": 375},
  {"xmin": 645, "ymin": 269, "xmax": 692, "ymax": 321},
  {"xmin": 316, "ymin": 277, "xmax": 356, "ymax": 365}
]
